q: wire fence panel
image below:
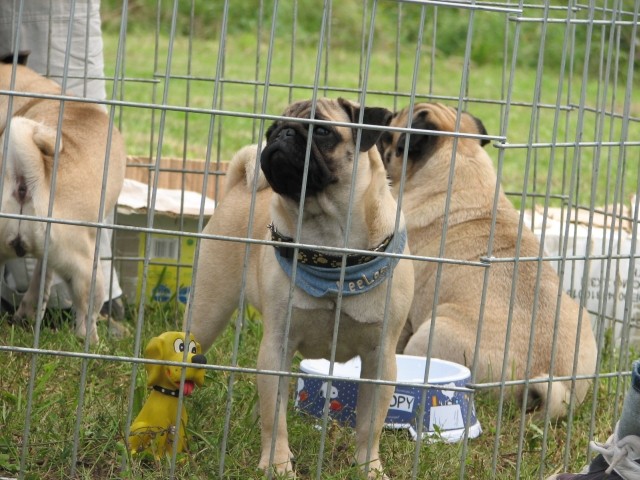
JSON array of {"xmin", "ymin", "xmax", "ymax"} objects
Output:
[{"xmin": 0, "ymin": 1, "xmax": 638, "ymax": 479}]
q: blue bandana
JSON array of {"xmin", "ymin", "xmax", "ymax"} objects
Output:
[{"xmin": 273, "ymin": 228, "xmax": 407, "ymax": 298}]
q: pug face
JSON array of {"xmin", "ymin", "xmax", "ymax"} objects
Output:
[
  {"xmin": 377, "ymin": 103, "xmax": 489, "ymax": 184},
  {"xmin": 260, "ymin": 97, "xmax": 392, "ymax": 201}
]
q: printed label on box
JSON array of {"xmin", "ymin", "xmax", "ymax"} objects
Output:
[
  {"xmin": 136, "ymin": 234, "xmax": 197, "ymax": 303},
  {"xmin": 526, "ymin": 207, "xmax": 640, "ymax": 345}
]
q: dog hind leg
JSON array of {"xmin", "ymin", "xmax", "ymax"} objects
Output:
[
  {"xmin": 404, "ymin": 309, "xmax": 571, "ymax": 418},
  {"xmin": 13, "ymin": 259, "xmax": 52, "ymax": 325},
  {"xmin": 70, "ymin": 267, "xmax": 103, "ymax": 344},
  {"xmin": 523, "ymin": 375, "xmax": 570, "ymax": 420},
  {"xmin": 403, "ymin": 313, "xmax": 489, "ymax": 371},
  {"xmin": 53, "ymin": 234, "xmax": 104, "ymax": 344}
]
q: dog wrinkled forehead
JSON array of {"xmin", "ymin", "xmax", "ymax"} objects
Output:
[
  {"xmin": 281, "ymin": 99, "xmax": 314, "ymax": 119},
  {"xmin": 265, "ymin": 98, "xmax": 352, "ymax": 144},
  {"xmin": 279, "ymin": 98, "xmax": 345, "ymax": 121},
  {"xmin": 392, "ymin": 103, "xmax": 485, "ymax": 137},
  {"xmin": 266, "ymin": 99, "xmax": 326, "ymax": 139}
]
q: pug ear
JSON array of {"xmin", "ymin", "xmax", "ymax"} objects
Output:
[
  {"xmin": 396, "ymin": 110, "xmax": 438, "ymax": 158},
  {"xmin": 0, "ymin": 51, "xmax": 30, "ymax": 65},
  {"xmin": 143, "ymin": 336, "xmax": 165, "ymax": 387},
  {"xmin": 338, "ymin": 97, "xmax": 392, "ymax": 152},
  {"xmin": 376, "ymin": 131, "xmax": 393, "ymax": 157},
  {"xmin": 469, "ymin": 113, "xmax": 490, "ymax": 147}
]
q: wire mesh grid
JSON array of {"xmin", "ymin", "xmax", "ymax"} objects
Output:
[{"xmin": 0, "ymin": 0, "xmax": 638, "ymax": 479}]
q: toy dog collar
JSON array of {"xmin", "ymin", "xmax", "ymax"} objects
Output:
[
  {"xmin": 271, "ymin": 225, "xmax": 407, "ymax": 298},
  {"xmin": 153, "ymin": 385, "xmax": 180, "ymax": 398}
]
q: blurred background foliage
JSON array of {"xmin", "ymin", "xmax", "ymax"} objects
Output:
[{"xmin": 101, "ymin": 0, "xmax": 637, "ymax": 75}]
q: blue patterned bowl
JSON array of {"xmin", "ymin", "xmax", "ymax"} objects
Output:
[{"xmin": 295, "ymin": 354, "xmax": 481, "ymax": 442}]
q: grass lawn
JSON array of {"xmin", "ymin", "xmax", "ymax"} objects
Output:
[
  {"xmin": 0, "ymin": 22, "xmax": 638, "ymax": 480},
  {"xmin": 0, "ymin": 305, "xmax": 625, "ymax": 479},
  {"xmin": 101, "ymin": 31, "xmax": 638, "ymax": 208}
]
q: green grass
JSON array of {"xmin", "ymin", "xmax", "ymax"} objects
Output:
[
  {"xmin": 101, "ymin": 28, "xmax": 639, "ymax": 209},
  {"xmin": 101, "ymin": 0, "xmax": 637, "ymax": 73},
  {"xmin": 0, "ymin": 306, "xmax": 628, "ymax": 479}
]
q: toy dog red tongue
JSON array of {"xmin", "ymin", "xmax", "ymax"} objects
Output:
[{"xmin": 183, "ymin": 381, "xmax": 195, "ymax": 396}]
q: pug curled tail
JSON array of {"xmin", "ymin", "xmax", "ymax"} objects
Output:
[{"xmin": 224, "ymin": 144, "xmax": 270, "ymax": 192}]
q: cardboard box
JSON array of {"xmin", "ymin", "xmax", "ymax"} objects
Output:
[
  {"xmin": 124, "ymin": 155, "xmax": 228, "ymax": 202},
  {"xmin": 525, "ymin": 198, "xmax": 639, "ymax": 346},
  {"xmin": 114, "ymin": 156, "xmax": 227, "ymax": 305}
]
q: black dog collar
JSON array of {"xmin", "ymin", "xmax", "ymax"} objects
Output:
[
  {"xmin": 268, "ymin": 223, "xmax": 393, "ymax": 269},
  {"xmin": 153, "ymin": 385, "xmax": 180, "ymax": 398}
]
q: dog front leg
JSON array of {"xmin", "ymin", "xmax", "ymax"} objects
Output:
[
  {"xmin": 256, "ymin": 334, "xmax": 295, "ymax": 476},
  {"xmin": 14, "ymin": 259, "xmax": 52, "ymax": 325},
  {"xmin": 355, "ymin": 348, "xmax": 396, "ymax": 479}
]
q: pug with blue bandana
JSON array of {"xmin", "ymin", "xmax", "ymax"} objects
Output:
[{"xmin": 185, "ymin": 98, "xmax": 414, "ymax": 479}]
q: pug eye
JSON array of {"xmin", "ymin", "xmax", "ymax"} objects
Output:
[
  {"xmin": 189, "ymin": 341, "xmax": 197, "ymax": 354},
  {"xmin": 395, "ymin": 145, "xmax": 404, "ymax": 157},
  {"xmin": 174, "ymin": 338, "xmax": 185, "ymax": 353},
  {"xmin": 313, "ymin": 126, "xmax": 330, "ymax": 136}
]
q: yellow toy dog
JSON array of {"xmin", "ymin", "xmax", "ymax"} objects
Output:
[{"xmin": 128, "ymin": 331, "xmax": 206, "ymax": 457}]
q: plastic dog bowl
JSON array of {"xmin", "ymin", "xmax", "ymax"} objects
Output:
[{"xmin": 295, "ymin": 354, "xmax": 482, "ymax": 442}]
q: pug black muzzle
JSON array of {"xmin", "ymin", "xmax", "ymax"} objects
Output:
[{"xmin": 260, "ymin": 121, "xmax": 337, "ymax": 201}]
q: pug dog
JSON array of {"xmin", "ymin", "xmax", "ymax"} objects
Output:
[
  {"xmin": 0, "ymin": 63, "xmax": 126, "ymax": 344},
  {"xmin": 377, "ymin": 103, "xmax": 596, "ymax": 419},
  {"xmin": 185, "ymin": 98, "xmax": 414, "ymax": 478}
]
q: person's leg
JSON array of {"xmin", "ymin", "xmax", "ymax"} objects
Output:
[
  {"xmin": 15, "ymin": 0, "xmax": 107, "ymax": 103},
  {"xmin": 548, "ymin": 360, "xmax": 640, "ymax": 480},
  {"xmin": 618, "ymin": 360, "xmax": 640, "ymax": 439}
]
